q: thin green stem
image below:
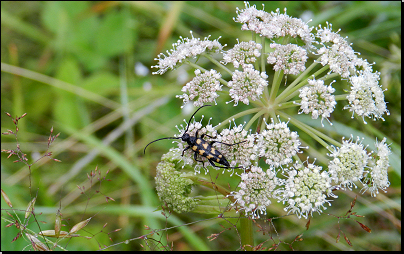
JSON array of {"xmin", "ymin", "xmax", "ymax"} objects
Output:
[
  {"xmin": 244, "ymin": 109, "xmax": 266, "ymax": 130},
  {"xmin": 216, "ymin": 107, "xmax": 262, "ymax": 130},
  {"xmin": 277, "ymin": 111, "xmax": 341, "ymax": 148},
  {"xmin": 239, "ymin": 216, "xmax": 253, "ymax": 250},
  {"xmin": 260, "ymin": 36, "xmax": 266, "ymax": 74},
  {"xmin": 277, "ymin": 100, "xmax": 299, "ymax": 110},
  {"xmin": 269, "ymin": 69, "xmax": 284, "ymax": 104},
  {"xmin": 203, "ymin": 53, "xmax": 233, "ymax": 76},
  {"xmin": 278, "ymin": 65, "xmax": 331, "ymax": 104},
  {"xmin": 250, "ymin": 99, "xmax": 265, "ymax": 107},
  {"xmin": 186, "ymin": 60, "xmax": 228, "ymax": 86},
  {"xmin": 335, "ymin": 94, "xmax": 349, "ymax": 101},
  {"xmin": 185, "ymin": 175, "xmax": 236, "ymax": 203},
  {"xmin": 275, "ymin": 61, "xmax": 319, "ymax": 103}
]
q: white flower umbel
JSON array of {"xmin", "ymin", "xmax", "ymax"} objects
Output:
[
  {"xmin": 344, "ymin": 69, "xmax": 389, "ymax": 124},
  {"xmin": 176, "ymin": 69, "xmax": 223, "ymax": 108},
  {"xmin": 152, "ymin": 31, "xmax": 224, "ymax": 75},
  {"xmin": 278, "ymin": 162, "xmax": 336, "ymax": 219},
  {"xmin": 267, "ymin": 43, "xmax": 308, "ymax": 75},
  {"xmin": 155, "ymin": 156, "xmax": 197, "ymax": 213},
  {"xmin": 229, "ymin": 166, "xmax": 280, "ymax": 219},
  {"xmin": 227, "ymin": 64, "xmax": 268, "ymax": 106},
  {"xmin": 361, "ymin": 137, "xmax": 391, "ymax": 197},
  {"xmin": 256, "ymin": 118, "xmax": 302, "ymax": 167},
  {"xmin": 222, "ymin": 40, "xmax": 262, "ymax": 68},
  {"xmin": 315, "ymin": 22, "xmax": 358, "ymax": 78},
  {"xmin": 298, "ymin": 78, "xmax": 337, "ymax": 126},
  {"xmin": 235, "ymin": 3, "xmax": 314, "ymax": 47},
  {"xmin": 328, "ymin": 136, "xmax": 371, "ymax": 190}
]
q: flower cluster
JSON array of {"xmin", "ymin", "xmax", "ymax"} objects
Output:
[
  {"xmin": 176, "ymin": 69, "xmax": 222, "ymax": 108},
  {"xmin": 256, "ymin": 118, "xmax": 302, "ymax": 167},
  {"xmin": 229, "ymin": 166, "xmax": 280, "ymax": 219},
  {"xmin": 222, "ymin": 40, "xmax": 262, "ymax": 68},
  {"xmin": 234, "ymin": 3, "xmax": 314, "ymax": 46},
  {"xmin": 361, "ymin": 137, "xmax": 391, "ymax": 197},
  {"xmin": 298, "ymin": 78, "xmax": 337, "ymax": 126},
  {"xmin": 152, "ymin": 31, "xmax": 223, "ymax": 75},
  {"xmin": 278, "ymin": 162, "xmax": 337, "ymax": 219},
  {"xmin": 327, "ymin": 136, "xmax": 371, "ymax": 190},
  {"xmin": 216, "ymin": 120, "xmax": 256, "ymax": 169},
  {"xmin": 267, "ymin": 43, "xmax": 308, "ymax": 75},
  {"xmin": 315, "ymin": 23, "xmax": 358, "ymax": 78},
  {"xmin": 227, "ymin": 64, "xmax": 268, "ymax": 106},
  {"xmin": 345, "ymin": 69, "xmax": 389, "ymax": 123},
  {"xmin": 155, "ymin": 150, "xmax": 197, "ymax": 213}
]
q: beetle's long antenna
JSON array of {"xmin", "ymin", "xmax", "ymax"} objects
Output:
[
  {"xmin": 144, "ymin": 105, "xmax": 212, "ymax": 154},
  {"xmin": 144, "ymin": 137, "xmax": 180, "ymax": 154},
  {"xmin": 184, "ymin": 105, "xmax": 212, "ymax": 133}
]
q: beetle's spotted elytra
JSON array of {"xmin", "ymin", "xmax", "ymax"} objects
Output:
[{"xmin": 144, "ymin": 105, "xmax": 246, "ymax": 169}]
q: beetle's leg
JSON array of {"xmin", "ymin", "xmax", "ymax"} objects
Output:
[
  {"xmin": 200, "ymin": 133, "xmax": 246, "ymax": 147},
  {"xmin": 211, "ymin": 140, "xmax": 247, "ymax": 147},
  {"xmin": 200, "ymin": 133, "xmax": 211, "ymax": 139},
  {"xmin": 193, "ymin": 151, "xmax": 205, "ymax": 168},
  {"xmin": 182, "ymin": 145, "xmax": 191, "ymax": 156},
  {"xmin": 207, "ymin": 159, "xmax": 243, "ymax": 169},
  {"xmin": 208, "ymin": 159, "xmax": 218, "ymax": 168}
]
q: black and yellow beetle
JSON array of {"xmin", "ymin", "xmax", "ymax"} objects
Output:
[{"xmin": 144, "ymin": 105, "xmax": 245, "ymax": 169}]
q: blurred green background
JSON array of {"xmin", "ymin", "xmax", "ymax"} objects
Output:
[{"xmin": 1, "ymin": 1, "xmax": 401, "ymax": 251}]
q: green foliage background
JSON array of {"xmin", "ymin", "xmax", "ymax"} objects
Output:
[{"xmin": 1, "ymin": 1, "xmax": 401, "ymax": 251}]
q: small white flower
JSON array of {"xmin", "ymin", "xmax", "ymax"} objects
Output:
[
  {"xmin": 267, "ymin": 43, "xmax": 308, "ymax": 75},
  {"xmin": 235, "ymin": 3, "xmax": 314, "ymax": 47},
  {"xmin": 277, "ymin": 162, "xmax": 336, "ymax": 219},
  {"xmin": 229, "ymin": 166, "xmax": 280, "ymax": 219},
  {"xmin": 328, "ymin": 136, "xmax": 371, "ymax": 190},
  {"xmin": 361, "ymin": 137, "xmax": 391, "ymax": 197},
  {"xmin": 176, "ymin": 69, "xmax": 222, "ymax": 108},
  {"xmin": 344, "ymin": 69, "xmax": 389, "ymax": 124},
  {"xmin": 227, "ymin": 64, "xmax": 268, "ymax": 106},
  {"xmin": 298, "ymin": 78, "xmax": 337, "ymax": 126},
  {"xmin": 152, "ymin": 31, "xmax": 224, "ymax": 75},
  {"xmin": 222, "ymin": 40, "xmax": 262, "ymax": 68},
  {"xmin": 256, "ymin": 118, "xmax": 302, "ymax": 167},
  {"xmin": 216, "ymin": 120, "xmax": 256, "ymax": 169},
  {"xmin": 315, "ymin": 22, "xmax": 359, "ymax": 78}
]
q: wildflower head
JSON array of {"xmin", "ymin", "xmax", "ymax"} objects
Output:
[
  {"xmin": 328, "ymin": 136, "xmax": 371, "ymax": 190},
  {"xmin": 176, "ymin": 69, "xmax": 222, "ymax": 108},
  {"xmin": 298, "ymin": 77, "xmax": 337, "ymax": 126},
  {"xmin": 229, "ymin": 166, "xmax": 280, "ymax": 219},
  {"xmin": 227, "ymin": 64, "xmax": 268, "ymax": 106},
  {"xmin": 361, "ymin": 138, "xmax": 391, "ymax": 197},
  {"xmin": 344, "ymin": 69, "xmax": 389, "ymax": 124},
  {"xmin": 267, "ymin": 43, "xmax": 308, "ymax": 75},
  {"xmin": 152, "ymin": 31, "xmax": 224, "ymax": 75},
  {"xmin": 222, "ymin": 40, "xmax": 262, "ymax": 68},
  {"xmin": 256, "ymin": 118, "xmax": 302, "ymax": 167},
  {"xmin": 235, "ymin": 3, "xmax": 314, "ymax": 47},
  {"xmin": 155, "ymin": 150, "xmax": 197, "ymax": 213},
  {"xmin": 278, "ymin": 162, "xmax": 336, "ymax": 219},
  {"xmin": 315, "ymin": 22, "xmax": 358, "ymax": 78}
]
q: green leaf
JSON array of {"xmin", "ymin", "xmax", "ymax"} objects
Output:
[{"xmin": 95, "ymin": 8, "xmax": 136, "ymax": 57}]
